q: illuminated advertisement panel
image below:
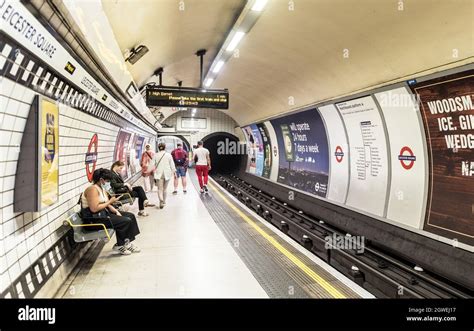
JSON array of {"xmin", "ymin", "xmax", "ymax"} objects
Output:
[
  {"xmin": 114, "ymin": 130, "xmax": 132, "ymax": 179},
  {"xmin": 257, "ymin": 123, "xmax": 272, "ymax": 178},
  {"xmin": 40, "ymin": 98, "xmax": 59, "ymax": 209},
  {"xmin": 270, "ymin": 109, "xmax": 330, "ymax": 198}
]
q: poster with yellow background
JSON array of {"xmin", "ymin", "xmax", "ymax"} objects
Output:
[{"xmin": 41, "ymin": 98, "xmax": 59, "ymax": 209}]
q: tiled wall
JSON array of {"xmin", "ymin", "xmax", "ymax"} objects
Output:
[{"xmin": 0, "ymin": 36, "xmax": 153, "ymax": 298}]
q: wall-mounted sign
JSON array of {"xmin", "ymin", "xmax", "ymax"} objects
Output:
[
  {"xmin": 40, "ymin": 98, "xmax": 59, "ymax": 209},
  {"xmin": 146, "ymin": 86, "xmax": 229, "ymax": 109},
  {"xmin": 85, "ymin": 133, "xmax": 98, "ymax": 182},
  {"xmin": 14, "ymin": 95, "xmax": 59, "ymax": 212},
  {"xmin": 180, "ymin": 117, "xmax": 207, "ymax": 129}
]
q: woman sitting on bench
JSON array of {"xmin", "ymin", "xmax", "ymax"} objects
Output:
[
  {"xmin": 81, "ymin": 168, "xmax": 141, "ymax": 255},
  {"xmin": 110, "ymin": 161, "xmax": 155, "ymax": 217}
]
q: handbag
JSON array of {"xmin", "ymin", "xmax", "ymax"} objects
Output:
[{"xmin": 142, "ymin": 151, "xmax": 155, "ymax": 176}]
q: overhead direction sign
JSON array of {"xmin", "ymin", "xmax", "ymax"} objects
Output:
[{"xmin": 146, "ymin": 86, "xmax": 229, "ymax": 109}]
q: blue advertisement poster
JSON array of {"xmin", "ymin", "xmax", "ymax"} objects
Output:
[
  {"xmin": 270, "ymin": 109, "xmax": 330, "ymax": 197},
  {"xmin": 250, "ymin": 124, "xmax": 264, "ymax": 176}
]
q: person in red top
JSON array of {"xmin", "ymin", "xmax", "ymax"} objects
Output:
[{"xmin": 171, "ymin": 142, "xmax": 188, "ymax": 194}]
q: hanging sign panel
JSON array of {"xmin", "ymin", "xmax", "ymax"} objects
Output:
[
  {"xmin": 336, "ymin": 96, "xmax": 389, "ymax": 217},
  {"xmin": 270, "ymin": 109, "xmax": 330, "ymax": 198},
  {"xmin": 411, "ymin": 70, "xmax": 474, "ymax": 245},
  {"xmin": 146, "ymin": 87, "xmax": 229, "ymax": 109}
]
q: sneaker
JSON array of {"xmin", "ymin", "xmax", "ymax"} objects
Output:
[
  {"xmin": 144, "ymin": 200, "xmax": 155, "ymax": 207},
  {"xmin": 113, "ymin": 244, "xmax": 132, "ymax": 255},
  {"xmin": 172, "ymin": 190, "xmax": 178, "ymax": 195},
  {"xmin": 138, "ymin": 211, "xmax": 149, "ymax": 217},
  {"xmin": 126, "ymin": 242, "xmax": 141, "ymax": 253},
  {"xmin": 183, "ymin": 190, "xmax": 187, "ymax": 194},
  {"xmin": 204, "ymin": 185, "xmax": 209, "ymax": 192},
  {"xmin": 200, "ymin": 188, "xmax": 204, "ymax": 194},
  {"xmin": 159, "ymin": 202, "xmax": 165, "ymax": 209}
]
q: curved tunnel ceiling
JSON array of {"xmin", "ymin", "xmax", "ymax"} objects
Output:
[
  {"xmin": 103, "ymin": 0, "xmax": 474, "ymax": 126},
  {"xmin": 102, "ymin": 0, "xmax": 246, "ymax": 89}
]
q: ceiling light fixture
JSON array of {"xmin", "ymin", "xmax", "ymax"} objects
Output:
[
  {"xmin": 212, "ymin": 60, "xmax": 225, "ymax": 73},
  {"xmin": 204, "ymin": 78, "xmax": 214, "ymax": 87},
  {"xmin": 226, "ymin": 31, "xmax": 245, "ymax": 52},
  {"xmin": 252, "ymin": 0, "xmax": 268, "ymax": 11}
]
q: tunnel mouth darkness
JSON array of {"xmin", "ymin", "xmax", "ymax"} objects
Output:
[{"xmin": 202, "ymin": 132, "xmax": 242, "ymax": 174}]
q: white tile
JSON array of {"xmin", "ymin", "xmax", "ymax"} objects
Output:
[
  {"xmin": 0, "ymin": 114, "xmax": 16, "ymax": 130},
  {"xmin": 0, "ymin": 78, "xmax": 15, "ymax": 97},
  {"xmin": 5, "ymin": 98, "xmax": 20, "ymax": 116},
  {"xmin": 16, "ymin": 103, "xmax": 30, "ymax": 118},
  {"xmin": 19, "ymin": 254, "xmax": 30, "ymax": 272},
  {"xmin": 0, "ymin": 272, "xmax": 11, "ymax": 293},
  {"xmin": 0, "ymin": 130, "xmax": 12, "ymax": 145}
]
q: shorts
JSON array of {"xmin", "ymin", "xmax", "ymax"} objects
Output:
[{"xmin": 176, "ymin": 166, "xmax": 187, "ymax": 178}]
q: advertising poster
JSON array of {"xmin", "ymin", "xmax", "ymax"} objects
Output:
[
  {"xmin": 135, "ymin": 136, "xmax": 145, "ymax": 160},
  {"xmin": 336, "ymin": 96, "xmax": 389, "ymax": 217},
  {"xmin": 270, "ymin": 109, "xmax": 330, "ymax": 198},
  {"xmin": 242, "ymin": 126, "xmax": 257, "ymax": 174},
  {"xmin": 257, "ymin": 123, "xmax": 272, "ymax": 178},
  {"xmin": 411, "ymin": 69, "xmax": 474, "ymax": 245},
  {"xmin": 250, "ymin": 124, "xmax": 264, "ymax": 176},
  {"xmin": 40, "ymin": 98, "xmax": 59, "ymax": 209},
  {"xmin": 375, "ymin": 87, "xmax": 428, "ymax": 229},
  {"xmin": 264, "ymin": 121, "xmax": 280, "ymax": 182},
  {"xmin": 114, "ymin": 130, "xmax": 132, "ymax": 179}
]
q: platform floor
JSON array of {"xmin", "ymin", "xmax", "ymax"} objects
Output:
[
  {"xmin": 59, "ymin": 175, "xmax": 268, "ymax": 298},
  {"xmin": 59, "ymin": 171, "xmax": 373, "ymax": 299}
]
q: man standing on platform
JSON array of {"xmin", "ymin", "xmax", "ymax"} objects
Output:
[
  {"xmin": 194, "ymin": 141, "xmax": 211, "ymax": 193},
  {"xmin": 171, "ymin": 142, "xmax": 188, "ymax": 194}
]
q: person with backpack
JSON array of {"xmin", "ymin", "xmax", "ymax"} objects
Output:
[
  {"xmin": 194, "ymin": 140, "xmax": 211, "ymax": 193},
  {"xmin": 171, "ymin": 142, "xmax": 188, "ymax": 194},
  {"xmin": 153, "ymin": 142, "xmax": 176, "ymax": 209}
]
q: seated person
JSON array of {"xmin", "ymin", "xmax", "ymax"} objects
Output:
[
  {"xmin": 110, "ymin": 161, "xmax": 155, "ymax": 217},
  {"xmin": 81, "ymin": 168, "xmax": 141, "ymax": 255}
]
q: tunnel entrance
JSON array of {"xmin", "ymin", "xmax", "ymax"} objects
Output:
[{"xmin": 202, "ymin": 132, "xmax": 242, "ymax": 174}]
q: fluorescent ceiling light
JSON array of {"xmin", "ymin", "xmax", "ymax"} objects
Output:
[
  {"xmin": 212, "ymin": 60, "xmax": 225, "ymax": 73},
  {"xmin": 226, "ymin": 31, "xmax": 245, "ymax": 51},
  {"xmin": 252, "ymin": 0, "xmax": 268, "ymax": 11},
  {"xmin": 204, "ymin": 78, "xmax": 214, "ymax": 87},
  {"xmin": 192, "ymin": 108, "xmax": 197, "ymax": 113}
]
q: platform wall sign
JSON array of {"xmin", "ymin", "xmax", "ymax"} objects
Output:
[
  {"xmin": 317, "ymin": 104, "xmax": 350, "ymax": 204},
  {"xmin": 374, "ymin": 87, "xmax": 428, "ymax": 229},
  {"xmin": 146, "ymin": 87, "xmax": 229, "ymax": 109},
  {"xmin": 336, "ymin": 96, "xmax": 389, "ymax": 217},
  {"xmin": 270, "ymin": 109, "xmax": 330, "ymax": 198},
  {"xmin": 411, "ymin": 69, "xmax": 474, "ymax": 245}
]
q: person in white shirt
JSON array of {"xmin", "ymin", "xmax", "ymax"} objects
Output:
[
  {"xmin": 193, "ymin": 141, "xmax": 211, "ymax": 193},
  {"xmin": 153, "ymin": 143, "xmax": 176, "ymax": 208}
]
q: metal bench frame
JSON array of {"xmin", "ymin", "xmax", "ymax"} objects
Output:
[{"xmin": 64, "ymin": 213, "xmax": 115, "ymax": 242}]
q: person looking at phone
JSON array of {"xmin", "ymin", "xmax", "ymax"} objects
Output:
[
  {"xmin": 81, "ymin": 168, "xmax": 141, "ymax": 255},
  {"xmin": 193, "ymin": 141, "xmax": 211, "ymax": 193},
  {"xmin": 110, "ymin": 161, "xmax": 155, "ymax": 216}
]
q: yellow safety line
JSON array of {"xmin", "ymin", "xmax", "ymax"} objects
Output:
[{"xmin": 208, "ymin": 181, "xmax": 346, "ymax": 299}]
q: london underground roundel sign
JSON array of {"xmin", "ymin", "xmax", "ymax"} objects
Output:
[
  {"xmin": 85, "ymin": 134, "xmax": 98, "ymax": 182},
  {"xmin": 398, "ymin": 146, "xmax": 416, "ymax": 170}
]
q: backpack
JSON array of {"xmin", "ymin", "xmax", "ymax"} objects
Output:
[{"xmin": 173, "ymin": 149, "xmax": 187, "ymax": 166}]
